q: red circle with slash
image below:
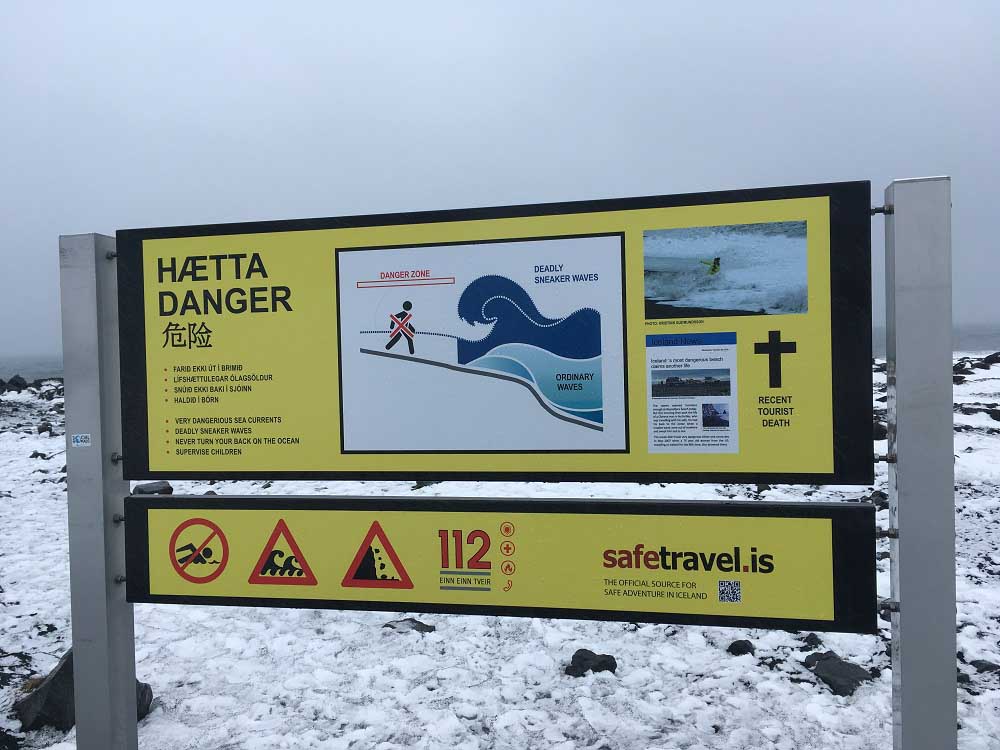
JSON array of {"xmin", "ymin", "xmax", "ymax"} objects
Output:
[{"xmin": 169, "ymin": 518, "xmax": 229, "ymax": 583}]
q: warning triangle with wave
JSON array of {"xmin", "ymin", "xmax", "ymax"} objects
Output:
[
  {"xmin": 248, "ymin": 519, "xmax": 318, "ymax": 586},
  {"xmin": 342, "ymin": 521, "xmax": 413, "ymax": 589}
]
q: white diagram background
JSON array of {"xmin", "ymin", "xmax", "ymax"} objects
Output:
[{"xmin": 336, "ymin": 235, "xmax": 626, "ymax": 452}]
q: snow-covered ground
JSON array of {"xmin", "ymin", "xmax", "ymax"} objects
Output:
[
  {"xmin": 644, "ymin": 223, "xmax": 808, "ymax": 315},
  {"xmin": 2, "ymin": 358, "xmax": 999, "ymax": 749}
]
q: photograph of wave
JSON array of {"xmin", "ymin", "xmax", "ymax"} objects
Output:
[{"xmin": 643, "ymin": 221, "xmax": 808, "ymax": 319}]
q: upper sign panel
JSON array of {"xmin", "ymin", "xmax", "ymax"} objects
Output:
[{"xmin": 118, "ymin": 181, "xmax": 873, "ymax": 483}]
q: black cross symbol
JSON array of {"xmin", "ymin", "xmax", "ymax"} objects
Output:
[{"xmin": 754, "ymin": 330, "xmax": 797, "ymax": 388}]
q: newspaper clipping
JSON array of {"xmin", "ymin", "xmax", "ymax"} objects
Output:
[{"xmin": 646, "ymin": 333, "xmax": 738, "ymax": 453}]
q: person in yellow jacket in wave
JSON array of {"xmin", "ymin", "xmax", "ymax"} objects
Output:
[{"xmin": 700, "ymin": 256, "xmax": 721, "ymax": 275}]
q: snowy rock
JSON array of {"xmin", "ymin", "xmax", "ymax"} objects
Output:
[
  {"xmin": 0, "ymin": 728, "xmax": 20, "ymax": 750},
  {"xmin": 726, "ymin": 640, "xmax": 755, "ymax": 656},
  {"xmin": 4, "ymin": 375, "xmax": 28, "ymax": 393},
  {"xmin": 564, "ymin": 649, "xmax": 617, "ymax": 677},
  {"xmin": 33, "ymin": 380, "xmax": 64, "ymax": 401},
  {"xmin": 132, "ymin": 481, "xmax": 173, "ymax": 495},
  {"xmin": 803, "ymin": 651, "xmax": 873, "ymax": 696},
  {"xmin": 970, "ymin": 659, "xmax": 1000, "ymax": 674},
  {"xmin": 13, "ymin": 649, "xmax": 152, "ymax": 731},
  {"xmin": 800, "ymin": 633, "xmax": 824, "ymax": 651},
  {"xmin": 35, "ymin": 421, "xmax": 53, "ymax": 435},
  {"xmin": 411, "ymin": 480, "xmax": 441, "ymax": 490},
  {"xmin": 868, "ymin": 490, "xmax": 889, "ymax": 510},
  {"xmin": 382, "ymin": 617, "xmax": 435, "ymax": 634}
]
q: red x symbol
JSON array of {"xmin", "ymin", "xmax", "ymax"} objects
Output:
[{"xmin": 390, "ymin": 313, "xmax": 414, "ymax": 339}]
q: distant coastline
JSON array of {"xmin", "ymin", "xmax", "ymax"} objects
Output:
[
  {"xmin": 873, "ymin": 324, "xmax": 1000, "ymax": 358},
  {"xmin": 1, "ymin": 354, "xmax": 64, "ymax": 381},
  {"xmin": 2, "ymin": 325, "xmax": 998, "ymax": 381}
]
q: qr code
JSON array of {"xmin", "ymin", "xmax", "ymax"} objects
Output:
[{"xmin": 718, "ymin": 580, "xmax": 742, "ymax": 603}]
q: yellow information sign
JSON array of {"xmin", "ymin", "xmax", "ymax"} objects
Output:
[
  {"xmin": 118, "ymin": 181, "xmax": 872, "ymax": 483},
  {"xmin": 125, "ymin": 497, "xmax": 876, "ymax": 633}
]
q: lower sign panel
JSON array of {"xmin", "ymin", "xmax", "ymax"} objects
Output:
[{"xmin": 125, "ymin": 497, "xmax": 876, "ymax": 633}]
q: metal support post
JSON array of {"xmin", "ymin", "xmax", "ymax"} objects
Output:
[
  {"xmin": 884, "ymin": 178, "xmax": 955, "ymax": 750},
  {"xmin": 59, "ymin": 234, "xmax": 138, "ymax": 749}
]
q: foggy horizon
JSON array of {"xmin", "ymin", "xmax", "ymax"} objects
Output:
[{"xmin": 2, "ymin": 3, "xmax": 998, "ymax": 358}]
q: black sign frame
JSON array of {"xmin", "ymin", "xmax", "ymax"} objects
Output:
[
  {"xmin": 117, "ymin": 181, "xmax": 873, "ymax": 484},
  {"xmin": 126, "ymin": 496, "xmax": 877, "ymax": 634}
]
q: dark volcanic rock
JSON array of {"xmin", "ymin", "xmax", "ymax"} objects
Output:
[
  {"xmin": 13, "ymin": 650, "xmax": 152, "ymax": 731},
  {"xmin": 970, "ymin": 659, "xmax": 1000, "ymax": 674},
  {"xmin": 136, "ymin": 681, "xmax": 153, "ymax": 720},
  {"xmin": 132, "ymin": 480, "xmax": 173, "ymax": 495},
  {"xmin": 868, "ymin": 490, "xmax": 889, "ymax": 510},
  {"xmin": 727, "ymin": 640, "xmax": 755, "ymax": 656},
  {"xmin": 872, "ymin": 421, "xmax": 888, "ymax": 440},
  {"xmin": 34, "ymin": 381, "xmax": 64, "ymax": 401},
  {"xmin": 800, "ymin": 633, "xmax": 824, "ymax": 651},
  {"xmin": 0, "ymin": 728, "xmax": 20, "ymax": 750},
  {"xmin": 5, "ymin": 375, "xmax": 28, "ymax": 393},
  {"xmin": 954, "ymin": 375, "xmax": 966, "ymax": 385},
  {"xmin": 14, "ymin": 650, "xmax": 75, "ymax": 730},
  {"xmin": 382, "ymin": 617, "xmax": 435, "ymax": 634},
  {"xmin": 36, "ymin": 421, "xmax": 53, "ymax": 435},
  {"xmin": 565, "ymin": 648, "xmax": 618, "ymax": 677},
  {"xmin": 803, "ymin": 651, "xmax": 874, "ymax": 696}
]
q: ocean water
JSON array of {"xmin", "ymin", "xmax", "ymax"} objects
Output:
[
  {"xmin": 872, "ymin": 325, "xmax": 1000, "ymax": 357},
  {"xmin": 1, "ymin": 353, "xmax": 64, "ymax": 381}
]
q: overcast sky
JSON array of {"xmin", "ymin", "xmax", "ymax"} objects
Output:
[{"xmin": 1, "ymin": 2, "xmax": 997, "ymax": 357}]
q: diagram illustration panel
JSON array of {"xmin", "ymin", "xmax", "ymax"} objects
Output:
[{"xmin": 336, "ymin": 235, "xmax": 627, "ymax": 452}]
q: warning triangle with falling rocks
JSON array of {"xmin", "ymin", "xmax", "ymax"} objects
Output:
[
  {"xmin": 342, "ymin": 521, "xmax": 413, "ymax": 589},
  {"xmin": 248, "ymin": 519, "xmax": 318, "ymax": 585}
]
